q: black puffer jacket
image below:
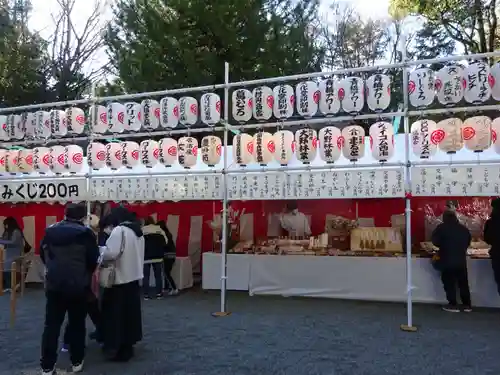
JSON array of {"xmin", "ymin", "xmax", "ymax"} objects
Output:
[
  {"xmin": 484, "ymin": 211, "xmax": 500, "ymax": 258},
  {"xmin": 40, "ymin": 219, "xmax": 99, "ymax": 294},
  {"xmin": 432, "ymin": 213, "xmax": 471, "ymax": 270},
  {"xmin": 143, "ymin": 224, "xmax": 168, "ymax": 260}
]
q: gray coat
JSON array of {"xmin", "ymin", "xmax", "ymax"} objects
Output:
[{"xmin": 0, "ymin": 229, "xmax": 24, "ymax": 266}]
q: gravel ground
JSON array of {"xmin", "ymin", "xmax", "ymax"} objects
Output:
[{"xmin": 1, "ymin": 288, "xmax": 500, "ymax": 375}]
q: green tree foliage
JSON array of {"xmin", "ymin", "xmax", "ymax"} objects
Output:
[{"xmin": 105, "ymin": 0, "xmax": 325, "ymax": 93}]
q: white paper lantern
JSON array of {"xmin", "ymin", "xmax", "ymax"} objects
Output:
[
  {"xmin": 232, "ymin": 133, "xmax": 254, "ymax": 166},
  {"xmin": 462, "ymin": 116, "xmax": 492, "ymax": 152},
  {"xmin": 63, "ymin": 145, "xmax": 84, "ymax": 173},
  {"xmin": 295, "ymin": 128, "xmax": 318, "ymax": 164},
  {"xmin": 49, "ymin": 110, "xmax": 67, "ymax": 137},
  {"xmin": 338, "ymin": 77, "xmax": 364, "ymax": 114},
  {"xmin": 341, "ymin": 125, "xmax": 365, "ymax": 161},
  {"xmin": 105, "ymin": 142, "xmax": 122, "ymax": 170},
  {"xmin": 253, "ymin": 132, "xmax": 275, "ymax": 165},
  {"xmin": 369, "ymin": 122, "xmax": 394, "ymax": 162},
  {"xmin": 0, "ymin": 116, "xmax": 7, "ymax": 140},
  {"xmin": 0, "ymin": 149, "xmax": 7, "ymax": 173},
  {"xmin": 318, "ymin": 126, "xmax": 342, "ymax": 163},
  {"xmin": 200, "ymin": 93, "xmax": 221, "ymax": 126},
  {"xmin": 87, "ymin": 142, "xmax": 106, "ymax": 170},
  {"xmin": 252, "ymin": 86, "xmax": 273, "ymax": 121},
  {"xmin": 366, "ymin": 74, "xmax": 391, "ymax": 112},
  {"xmin": 120, "ymin": 141, "xmax": 140, "ymax": 169},
  {"xmin": 158, "ymin": 138, "xmax": 178, "ymax": 167},
  {"xmin": 201, "ymin": 135, "xmax": 222, "ymax": 166},
  {"xmin": 35, "ymin": 110, "xmax": 51, "ymax": 138},
  {"xmin": 140, "ymin": 140, "xmax": 160, "ymax": 168},
  {"xmin": 32, "ymin": 146, "xmax": 51, "ymax": 173},
  {"xmin": 232, "ymin": 89, "xmax": 252, "ymax": 123},
  {"xmin": 7, "ymin": 114, "xmax": 23, "ymax": 140},
  {"xmin": 18, "ymin": 149, "xmax": 33, "ymax": 174},
  {"xmin": 436, "ymin": 118, "xmax": 463, "ymax": 154},
  {"xmin": 410, "ymin": 119, "xmax": 438, "ymax": 158},
  {"xmin": 89, "ymin": 105, "xmax": 108, "ymax": 134},
  {"xmin": 435, "ymin": 65, "xmax": 465, "ymax": 106},
  {"xmin": 490, "ymin": 63, "xmax": 500, "ymax": 101},
  {"xmin": 318, "ymin": 79, "xmax": 340, "ymax": 116},
  {"xmin": 464, "ymin": 62, "xmax": 493, "ymax": 104},
  {"xmin": 107, "ymin": 102, "xmax": 126, "ymax": 133},
  {"xmin": 140, "ymin": 99, "xmax": 160, "ymax": 130},
  {"xmin": 159, "ymin": 97, "xmax": 179, "ymax": 128},
  {"xmin": 178, "ymin": 97, "xmax": 198, "ymax": 126},
  {"xmin": 296, "ymin": 81, "xmax": 319, "ymax": 118},
  {"xmin": 177, "ymin": 136, "xmax": 198, "ymax": 168},
  {"xmin": 21, "ymin": 113, "xmax": 37, "ymax": 138},
  {"xmin": 408, "ymin": 68, "xmax": 435, "ymax": 108},
  {"xmin": 65, "ymin": 107, "xmax": 85, "ymax": 134},
  {"xmin": 273, "ymin": 84, "xmax": 295, "ymax": 119},
  {"xmin": 5, "ymin": 150, "xmax": 19, "ymax": 174},
  {"xmin": 491, "ymin": 117, "xmax": 500, "ymax": 154},
  {"xmin": 124, "ymin": 102, "xmax": 142, "ymax": 131},
  {"xmin": 49, "ymin": 145, "xmax": 66, "ymax": 174},
  {"xmin": 273, "ymin": 130, "xmax": 294, "ymax": 165}
]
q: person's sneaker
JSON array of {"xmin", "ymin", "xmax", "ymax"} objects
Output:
[
  {"xmin": 72, "ymin": 361, "xmax": 84, "ymax": 372},
  {"xmin": 442, "ymin": 304, "xmax": 460, "ymax": 312},
  {"xmin": 144, "ymin": 295, "xmax": 150, "ymax": 300},
  {"xmin": 3, "ymin": 288, "xmax": 11, "ymax": 293},
  {"xmin": 168, "ymin": 289, "xmax": 179, "ymax": 296},
  {"xmin": 155, "ymin": 293, "xmax": 163, "ymax": 300},
  {"xmin": 41, "ymin": 369, "xmax": 55, "ymax": 375},
  {"xmin": 61, "ymin": 343, "xmax": 69, "ymax": 352},
  {"xmin": 463, "ymin": 306, "xmax": 473, "ymax": 313}
]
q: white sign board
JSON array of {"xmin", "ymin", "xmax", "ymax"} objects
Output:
[
  {"xmin": 411, "ymin": 166, "xmax": 500, "ymax": 196},
  {"xmin": 0, "ymin": 178, "xmax": 87, "ymax": 202},
  {"xmin": 227, "ymin": 168, "xmax": 404, "ymax": 200}
]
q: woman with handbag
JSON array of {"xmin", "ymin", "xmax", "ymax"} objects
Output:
[
  {"xmin": 0, "ymin": 217, "xmax": 28, "ymax": 292},
  {"xmin": 98, "ymin": 207, "xmax": 145, "ymax": 362}
]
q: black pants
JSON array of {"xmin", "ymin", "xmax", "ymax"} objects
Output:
[
  {"xmin": 63, "ymin": 291, "xmax": 101, "ymax": 345},
  {"xmin": 440, "ymin": 267, "xmax": 472, "ymax": 306},
  {"xmin": 143, "ymin": 262, "xmax": 163, "ymax": 295},
  {"xmin": 164, "ymin": 258, "xmax": 177, "ymax": 290},
  {"xmin": 491, "ymin": 257, "xmax": 500, "ymax": 296},
  {"xmin": 40, "ymin": 290, "xmax": 87, "ymax": 370}
]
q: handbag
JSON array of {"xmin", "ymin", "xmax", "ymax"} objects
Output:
[
  {"xmin": 99, "ymin": 226, "xmax": 126, "ymax": 288},
  {"xmin": 22, "ymin": 235, "xmax": 32, "ymax": 254}
]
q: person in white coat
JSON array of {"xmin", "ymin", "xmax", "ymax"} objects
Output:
[
  {"xmin": 280, "ymin": 201, "xmax": 311, "ymax": 238},
  {"xmin": 99, "ymin": 206, "xmax": 144, "ymax": 362}
]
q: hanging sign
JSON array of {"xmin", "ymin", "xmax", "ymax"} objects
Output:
[
  {"xmin": 436, "ymin": 118, "xmax": 463, "ymax": 154},
  {"xmin": 273, "ymin": 130, "xmax": 294, "ymax": 165},
  {"xmin": 87, "ymin": 142, "xmax": 106, "ymax": 170},
  {"xmin": 49, "ymin": 145, "xmax": 66, "ymax": 174},
  {"xmin": 295, "ymin": 128, "xmax": 317, "ymax": 164},
  {"xmin": 140, "ymin": 140, "xmax": 160, "ymax": 168},
  {"xmin": 0, "ymin": 178, "xmax": 87, "ymax": 203},
  {"xmin": 200, "ymin": 93, "xmax": 221, "ymax": 126},
  {"xmin": 124, "ymin": 102, "xmax": 142, "ymax": 131},
  {"xmin": 65, "ymin": 107, "xmax": 85, "ymax": 134},
  {"xmin": 0, "ymin": 149, "xmax": 6, "ymax": 173},
  {"xmin": 369, "ymin": 122, "xmax": 394, "ymax": 162},
  {"xmin": 253, "ymin": 132, "xmax": 274, "ymax": 165},
  {"xmin": 492, "ymin": 117, "xmax": 500, "ymax": 154},
  {"xmin": 48, "ymin": 110, "xmax": 67, "ymax": 137},
  {"xmin": 21, "ymin": 112, "xmax": 36, "ymax": 138},
  {"xmin": 5, "ymin": 150, "xmax": 19, "ymax": 174},
  {"xmin": 410, "ymin": 119, "xmax": 439, "ymax": 158},
  {"xmin": 140, "ymin": 99, "xmax": 160, "ymax": 129},
  {"xmin": 341, "ymin": 125, "xmax": 365, "ymax": 161},
  {"xmin": 120, "ymin": 141, "xmax": 140, "ymax": 169},
  {"xmin": 273, "ymin": 84, "xmax": 294, "ymax": 119},
  {"xmin": 63, "ymin": 145, "xmax": 84, "ymax": 174},
  {"xmin": 89, "ymin": 105, "xmax": 107, "ymax": 134},
  {"xmin": 7, "ymin": 114, "xmax": 23, "ymax": 140},
  {"xmin": 107, "ymin": 102, "xmax": 126, "ymax": 133},
  {"xmin": 0, "ymin": 116, "xmax": 7, "ymax": 140},
  {"xmin": 178, "ymin": 136, "xmax": 198, "ymax": 168},
  {"xmin": 32, "ymin": 147, "xmax": 50, "ymax": 174},
  {"xmin": 158, "ymin": 138, "xmax": 178, "ymax": 167},
  {"xmin": 178, "ymin": 96, "xmax": 198, "ymax": 126},
  {"xmin": 201, "ymin": 135, "xmax": 222, "ymax": 166},
  {"xmin": 232, "ymin": 89, "xmax": 252, "ymax": 123},
  {"xmin": 296, "ymin": 81, "xmax": 319, "ymax": 118},
  {"xmin": 435, "ymin": 65, "xmax": 465, "ymax": 106},
  {"xmin": 408, "ymin": 68, "xmax": 435, "ymax": 108},
  {"xmin": 366, "ymin": 74, "xmax": 391, "ymax": 112},
  {"xmin": 318, "ymin": 79, "xmax": 340, "ymax": 116},
  {"xmin": 338, "ymin": 77, "xmax": 364, "ymax": 114},
  {"xmin": 462, "ymin": 115, "xmax": 492, "ymax": 152},
  {"xmin": 105, "ymin": 142, "xmax": 122, "ymax": 170},
  {"xmin": 232, "ymin": 133, "xmax": 254, "ymax": 166},
  {"xmin": 18, "ymin": 149, "xmax": 33, "ymax": 174},
  {"xmin": 252, "ymin": 86, "xmax": 273, "ymax": 121},
  {"xmin": 159, "ymin": 97, "xmax": 179, "ymax": 128},
  {"xmin": 35, "ymin": 111, "xmax": 51, "ymax": 139},
  {"xmin": 464, "ymin": 62, "xmax": 493, "ymax": 104},
  {"xmin": 490, "ymin": 63, "xmax": 500, "ymax": 101},
  {"xmin": 318, "ymin": 126, "xmax": 341, "ymax": 164}
]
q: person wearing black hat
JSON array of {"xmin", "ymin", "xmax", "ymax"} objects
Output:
[
  {"xmin": 484, "ymin": 198, "xmax": 500, "ymax": 295},
  {"xmin": 39, "ymin": 203, "xmax": 100, "ymax": 375}
]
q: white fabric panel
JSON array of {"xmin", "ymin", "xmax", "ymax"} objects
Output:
[
  {"xmin": 212, "ymin": 214, "xmax": 222, "ymax": 242},
  {"xmin": 188, "ymin": 216, "xmax": 203, "ymax": 273},
  {"xmin": 147, "ymin": 256, "xmax": 193, "ymax": 290},
  {"xmin": 267, "ymin": 213, "xmax": 281, "ymax": 237},
  {"xmin": 0, "ymin": 216, "xmax": 5, "ymax": 235},
  {"xmin": 150, "ymin": 212, "xmax": 158, "ymax": 222},
  {"xmin": 22, "ymin": 216, "xmax": 35, "ymax": 248},
  {"xmin": 166, "ymin": 215, "xmax": 179, "ymax": 245},
  {"xmin": 202, "ymin": 253, "xmax": 252, "ymax": 291},
  {"xmin": 46, "ymin": 216, "xmax": 57, "ymax": 227},
  {"xmin": 239, "ymin": 213, "xmax": 254, "ymax": 241}
]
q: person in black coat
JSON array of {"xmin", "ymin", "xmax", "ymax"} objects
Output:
[
  {"xmin": 158, "ymin": 220, "xmax": 178, "ymax": 295},
  {"xmin": 484, "ymin": 198, "xmax": 500, "ymax": 295},
  {"xmin": 432, "ymin": 210, "xmax": 472, "ymax": 313},
  {"xmin": 142, "ymin": 217, "xmax": 169, "ymax": 299}
]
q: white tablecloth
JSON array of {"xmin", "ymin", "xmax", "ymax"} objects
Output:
[{"xmin": 202, "ymin": 253, "xmax": 500, "ymax": 308}]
